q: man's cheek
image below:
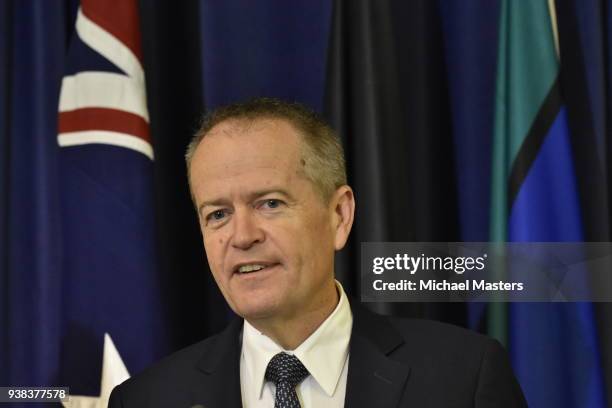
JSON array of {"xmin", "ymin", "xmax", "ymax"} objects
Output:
[{"xmin": 204, "ymin": 252, "xmax": 221, "ymax": 279}]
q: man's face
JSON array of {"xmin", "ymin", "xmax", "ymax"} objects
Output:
[{"xmin": 189, "ymin": 118, "xmax": 340, "ymax": 323}]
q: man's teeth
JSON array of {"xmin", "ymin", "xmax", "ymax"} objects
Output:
[{"xmin": 238, "ymin": 264, "xmax": 267, "ymax": 273}]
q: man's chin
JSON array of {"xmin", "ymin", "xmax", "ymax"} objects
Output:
[{"xmin": 233, "ymin": 300, "xmax": 283, "ymax": 322}]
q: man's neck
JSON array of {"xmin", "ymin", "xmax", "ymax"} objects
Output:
[{"xmin": 247, "ymin": 284, "xmax": 340, "ymax": 350}]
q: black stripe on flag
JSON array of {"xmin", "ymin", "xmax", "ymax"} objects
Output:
[{"xmin": 508, "ymin": 77, "xmax": 562, "ymax": 209}]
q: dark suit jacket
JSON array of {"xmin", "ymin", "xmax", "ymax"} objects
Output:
[{"xmin": 108, "ymin": 303, "xmax": 527, "ymax": 407}]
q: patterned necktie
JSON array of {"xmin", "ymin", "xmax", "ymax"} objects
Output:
[{"xmin": 265, "ymin": 352, "xmax": 310, "ymax": 408}]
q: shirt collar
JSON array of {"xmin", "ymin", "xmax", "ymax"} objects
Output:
[{"xmin": 241, "ymin": 280, "xmax": 353, "ymax": 398}]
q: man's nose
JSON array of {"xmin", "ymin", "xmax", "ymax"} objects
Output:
[{"xmin": 230, "ymin": 209, "xmax": 264, "ymax": 249}]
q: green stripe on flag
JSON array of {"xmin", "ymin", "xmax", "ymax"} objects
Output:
[{"xmin": 489, "ymin": 0, "xmax": 560, "ymax": 344}]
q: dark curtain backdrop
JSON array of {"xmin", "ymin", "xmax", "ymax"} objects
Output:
[
  {"xmin": 2, "ymin": 0, "xmax": 612, "ymax": 407},
  {"xmin": 557, "ymin": 1, "xmax": 612, "ymax": 405},
  {"xmin": 1, "ymin": 0, "xmax": 73, "ymax": 390},
  {"xmin": 325, "ymin": 0, "xmax": 463, "ymax": 323}
]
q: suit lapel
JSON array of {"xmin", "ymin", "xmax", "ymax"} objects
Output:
[
  {"xmin": 344, "ymin": 303, "xmax": 411, "ymax": 408},
  {"xmin": 193, "ymin": 318, "xmax": 244, "ymax": 408},
  {"xmin": 186, "ymin": 304, "xmax": 410, "ymax": 408}
]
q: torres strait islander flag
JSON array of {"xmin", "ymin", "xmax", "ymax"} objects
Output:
[
  {"xmin": 490, "ymin": 1, "xmax": 607, "ymax": 407},
  {"xmin": 57, "ymin": 1, "xmax": 168, "ymax": 406}
]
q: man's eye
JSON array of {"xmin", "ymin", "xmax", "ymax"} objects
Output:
[
  {"xmin": 207, "ymin": 209, "xmax": 227, "ymax": 221},
  {"xmin": 262, "ymin": 199, "xmax": 282, "ymax": 209}
]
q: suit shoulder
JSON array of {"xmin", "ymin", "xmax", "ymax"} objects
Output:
[
  {"xmin": 113, "ymin": 331, "xmax": 221, "ymax": 396},
  {"xmin": 352, "ymin": 303, "xmax": 497, "ymax": 364},
  {"xmin": 349, "ymin": 306, "xmax": 525, "ymax": 406},
  {"xmin": 131, "ymin": 336, "xmax": 214, "ymax": 384},
  {"xmin": 109, "ymin": 319, "xmax": 244, "ymax": 407},
  {"xmin": 379, "ymin": 315, "xmax": 502, "ymax": 373},
  {"xmin": 387, "ymin": 316, "xmax": 492, "ymax": 350}
]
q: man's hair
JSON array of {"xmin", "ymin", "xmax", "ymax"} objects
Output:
[{"xmin": 185, "ymin": 97, "xmax": 347, "ymax": 202}]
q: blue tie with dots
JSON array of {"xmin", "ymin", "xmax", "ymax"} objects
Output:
[{"xmin": 265, "ymin": 352, "xmax": 310, "ymax": 408}]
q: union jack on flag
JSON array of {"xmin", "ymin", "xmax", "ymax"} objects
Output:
[{"xmin": 58, "ymin": 0, "xmax": 153, "ymax": 159}]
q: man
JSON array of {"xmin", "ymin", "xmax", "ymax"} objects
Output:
[{"xmin": 109, "ymin": 98, "xmax": 527, "ymax": 407}]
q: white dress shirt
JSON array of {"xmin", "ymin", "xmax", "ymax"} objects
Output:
[{"xmin": 240, "ymin": 281, "xmax": 353, "ymax": 408}]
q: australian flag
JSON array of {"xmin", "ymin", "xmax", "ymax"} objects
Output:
[{"xmin": 57, "ymin": 0, "xmax": 169, "ymax": 405}]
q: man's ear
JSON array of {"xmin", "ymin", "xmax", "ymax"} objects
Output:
[{"xmin": 330, "ymin": 185, "xmax": 355, "ymax": 251}]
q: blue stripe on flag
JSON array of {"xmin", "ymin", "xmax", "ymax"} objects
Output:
[{"xmin": 509, "ymin": 108, "xmax": 607, "ymax": 407}]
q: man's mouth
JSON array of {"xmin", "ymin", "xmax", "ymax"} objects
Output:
[{"xmin": 235, "ymin": 263, "xmax": 277, "ymax": 274}]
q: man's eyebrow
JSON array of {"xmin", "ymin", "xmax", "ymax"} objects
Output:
[
  {"xmin": 197, "ymin": 189, "xmax": 294, "ymax": 212},
  {"xmin": 248, "ymin": 188, "xmax": 293, "ymax": 201},
  {"xmin": 199, "ymin": 198, "xmax": 230, "ymax": 209},
  {"xmin": 197, "ymin": 198, "xmax": 229, "ymax": 217}
]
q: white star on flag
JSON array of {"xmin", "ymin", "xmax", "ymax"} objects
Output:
[{"xmin": 63, "ymin": 333, "xmax": 130, "ymax": 408}]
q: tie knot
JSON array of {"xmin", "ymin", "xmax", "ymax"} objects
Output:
[{"xmin": 265, "ymin": 352, "xmax": 309, "ymax": 387}]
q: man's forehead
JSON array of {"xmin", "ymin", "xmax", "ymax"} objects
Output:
[
  {"xmin": 193, "ymin": 156, "xmax": 307, "ymax": 209},
  {"xmin": 191, "ymin": 118, "xmax": 307, "ymax": 184},
  {"xmin": 194, "ymin": 118, "xmax": 304, "ymax": 168}
]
